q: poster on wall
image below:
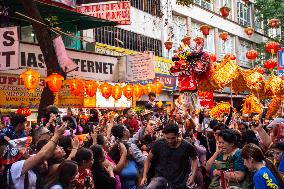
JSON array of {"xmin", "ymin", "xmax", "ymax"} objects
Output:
[
  {"xmin": 0, "ymin": 27, "xmax": 19, "ymax": 71},
  {"xmin": 76, "ymin": 1, "xmax": 131, "ymax": 25},
  {"xmin": 126, "ymin": 52, "xmax": 155, "ymax": 82}
]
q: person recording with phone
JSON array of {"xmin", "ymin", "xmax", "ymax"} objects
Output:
[{"xmin": 43, "ymin": 105, "xmax": 62, "ymax": 133}]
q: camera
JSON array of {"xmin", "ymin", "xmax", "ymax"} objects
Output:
[{"xmin": 250, "ymin": 121, "xmax": 258, "ymax": 128}]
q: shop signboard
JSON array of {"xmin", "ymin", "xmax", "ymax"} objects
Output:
[
  {"xmin": 76, "ymin": 1, "xmax": 131, "ymax": 25},
  {"xmin": 0, "ymin": 27, "xmax": 19, "ymax": 71},
  {"xmin": 155, "ymin": 58, "xmax": 176, "ymax": 91},
  {"xmin": 0, "ymin": 74, "xmax": 43, "ymax": 109},
  {"xmin": 0, "ymin": 73, "xmax": 85, "ymax": 108},
  {"xmin": 1, "ymin": 43, "xmax": 119, "ymax": 82},
  {"xmin": 198, "ymin": 91, "xmax": 214, "ymax": 109},
  {"xmin": 94, "ymin": 43, "xmax": 176, "ymax": 91},
  {"xmin": 278, "ymin": 48, "xmax": 284, "ymax": 79},
  {"xmin": 57, "ymin": 84, "xmax": 84, "ymax": 107}
]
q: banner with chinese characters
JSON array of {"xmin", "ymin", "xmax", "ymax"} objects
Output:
[
  {"xmin": 76, "ymin": 1, "xmax": 131, "ymax": 25},
  {"xmin": 198, "ymin": 91, "xmax": 214, "ymax": 109}
]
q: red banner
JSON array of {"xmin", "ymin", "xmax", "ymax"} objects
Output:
[
  {"xmin": 76, "ymin": 1, "xmax": 131, "ymax": 25},
  {"xmin": 198, "ymin": 91, "xmax": 214, "ymax": 109}
]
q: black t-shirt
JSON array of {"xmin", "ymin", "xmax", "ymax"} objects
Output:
[{"xmin": 151, "ymin": 139, "xmax": 197, "ymax": 189}]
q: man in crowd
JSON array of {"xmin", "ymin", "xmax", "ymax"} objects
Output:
[
  {"xmin": 123, "ymin": 108, "xmax": 139, "ymax": 134},
  {"xmin": 0, "ymin": 114, "xmax": 27, "ymax": 141},
  {"xmin": 140, "ymin": 124, "xmax": 198, "ymax": 189}
]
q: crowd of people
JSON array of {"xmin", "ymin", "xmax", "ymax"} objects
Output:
[{"xmin": 0, "ymin": 92, "xmax": 284, "ymax": 189}]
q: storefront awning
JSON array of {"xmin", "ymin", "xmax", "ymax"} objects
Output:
[{"xmin": 7, "ymin": 0, "xmax": 117, "ymax": 30}]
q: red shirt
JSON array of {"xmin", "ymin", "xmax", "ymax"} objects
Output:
[
  {"xmin": 123, "ymin": 118, "xmax": 139, "ymax": 132},
  {"xmin": 74, "ymin": 168, "xmax": 95, "ymax": 189}
]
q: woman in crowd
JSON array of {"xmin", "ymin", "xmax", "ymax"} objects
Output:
[
  {"xmin": 74, "ymin": 148, "xmax": 95, "ymax": 189},
  {"xmin": 206, "ymin": 129, "xmax": 246, "ymax": 189},
  {"xmin": 45, "ymin": 160, "xmax": 78, "ymax": 189},
  {"xmin": 119, "ymin": 143, "xmax": 139, "ymax": 189},
  {"xmin": 241, "ymin": 143, "xmax": 284, "ymax": 189},
  {"xmin": 90, "ymin": 144, "xmax": 117, "ymax": 189}
]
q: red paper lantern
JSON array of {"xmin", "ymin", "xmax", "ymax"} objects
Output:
[
  {"xmin": 243, "ymin": 0, "xmax": 250, "ymax": 4},
  {"xmin": 200, "ymin": 25, "xmax": 211, "ymax": 37},
  {"xmin": 194, "ymin": 37, "xmax": 204, "ymax": 45},
  {"xmin": 123, "ymin": 84, "xmax": 133, "ymax": 99},
  {"xmin": 224, "ymin": 53, "xmax": 236, "ymax": 60},
  {"xmin": 85, "ymin": 80, "xmax": 98, "ymax": 97},
  {"xmin": 45, "ymin": 73, "xmax": 64, "ymax": 93},
  {"xmin": 99, "ymin": 82, "xmax": 112, "ymax": 99},
  {"xmin": 112, "ymin": 84, "xmax": 122, "ymax": 101},
  {"xmin": 16, "ymin": 108, "xmax": 31, "ymax": 117},
  {"xmin": 208, "ymin": 52, "xmax": 217, "ymax": 62},
  {"xmin": 265, "ymin": 41, "xmax": 279, "ymax": 55},
  {"xmin": 20, "ymin": 68, "xmax": 40, "ymax": 92},
  {"xmin": 66, "ymin": 79, "xmax": 85, "ymax": 96},
  {"xmin": 144, "ymin": 83, "xmax": 155, "ymax": 96},
  {"xmin": 164, "ymin": 41, "xmax": 173, "ymax": 51},
  {"xmin": 153, "ymin": 80, "xmax": 164, "ymax": 96},
  {"xmin": 246, "ymin": 49, "xmax": 258, "ymax": 61},
  {"xmin": 133, "ymin": 84, "xmax": 144, "ymax": 99},
  {"xmin": 182, "ymin": 36, "xmax": 191, "ymax": 46},
  {"xmin": 219, "ymin": 32, "xmax": 229, "ymax": 41},
  {"xmin": 244, "ymin": 27, "xmax": 254, "ymax": 37},
  {"xmin": 220, "ymin": 6, "xmax": 230, "ymax": 19},
  {"xmin": 268, "ymin": 18, "xmax": 279, "ymax": 28},
  {"xmin": 264, "ymin": 59, "xmax": 277, "ymax": 70}
]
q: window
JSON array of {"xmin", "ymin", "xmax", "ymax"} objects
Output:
[
  {"xmin": 254, "ymin": 15, "xmax": 264, "ymax": 33},
  {"xmin": 94, "ymin": 27, "xmax": 162, "ymax": 56},
  {"xmin": 172, "ymin": 15, "xmax": 187, "ymax": 51},
  {"xmin": 191, "ymin": 22, "xmax": 215, "ymax": 53},
  {"xmin": 237, "ymin": 2, "xmax": 251, "ymax": 27},
  {"xmin": 193, "ymin": 0, "xmax": 213, "ymax": 11},
  {"xmin": 131, "ymin": 0, "xmax": 162, "ymax": 17},
  {"xmin": 20, "ymin": 26, "xmax": 38, "ymax": 44},
  {"xmin": 218, "ymin": 0, "xmax": 231, "ymax": 7},
  {"xmin": 218, "ymin": 32, "xmax": 235, "ymax": 59},
  {"xmin": 238, "ymin": 39, "xmax": 252, "ymax": 68}
]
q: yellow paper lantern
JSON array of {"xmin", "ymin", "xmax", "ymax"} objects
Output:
[
  {"xmin": 20, "ymin": 68, "xmax": 40, "ymax": 92},
  {"xmin": 144, "ymin": 83, "xmax": 155, "ymax": 96},
  {"xmin": 133, "ymin": 84, "xmax": 144, "ymax": 99},
  {"xmin": 45, "ymin": 73, "xmax": 64, "ymax": 93},
  {"xmin": 85, "ymin": 80, "xmax": 99, "ymax": 97},
  {"xmin": 123, "ymin": 84, "xmax": 134, "ymax": 99},
  {"xmin": 99, "ymin": 82, "xmax": 112, "ymax": 99},
  {"xmin": 66, "ymin": 79, "xmax": 85, "ymax": 96},
  {"xmin": 112, "ymin": 84, "xmax": 122, "ymax": 101},
  {"xmin": 153, "ymin": 81, "xmax": 164, "ymax": 96}
]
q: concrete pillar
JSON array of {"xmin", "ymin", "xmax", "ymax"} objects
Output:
[{"xmin": 214, "ymin": 28, "xmax": 220, "ymax": 60}]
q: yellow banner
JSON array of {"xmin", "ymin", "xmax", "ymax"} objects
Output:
[{"xmin": 0, "ymin": 74, "xmax": 43, "ymax": 109}]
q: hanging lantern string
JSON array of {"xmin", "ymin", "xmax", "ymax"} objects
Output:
[{"xmin": 15, "ymin": 11, "xmax": 95, "ymax": 44}]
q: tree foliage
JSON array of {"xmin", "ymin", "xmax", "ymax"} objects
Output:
[
  {"xmin": 255, "ymin": 0, "xmax": 284, "ymax": 43},
  {"xmin": 254, "ymin": 0, "xmax": 284, "ymax": 69}
]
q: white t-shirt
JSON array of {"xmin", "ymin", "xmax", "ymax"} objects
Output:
[
  {"xmin": 9, "ymin": 160, "xmax": 37, "ymax": 189},
  {"xmin": 50, "ymin": 185, "xmax": 63, "ymax": 189}
]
